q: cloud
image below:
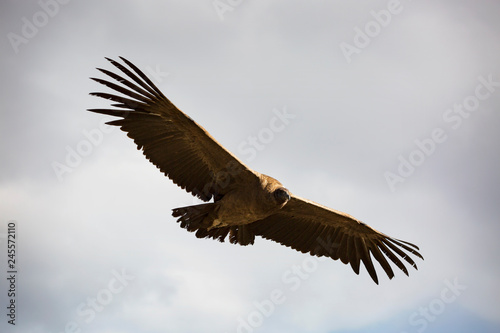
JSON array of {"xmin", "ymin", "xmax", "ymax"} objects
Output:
[{"xmin": 1, "ymin": 1, "xmax": 500, "ymax": 332}]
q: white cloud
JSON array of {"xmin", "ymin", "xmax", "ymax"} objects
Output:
[{"xmin": 1, "ymin": 0, "xmax": 499, "ymax": 332}]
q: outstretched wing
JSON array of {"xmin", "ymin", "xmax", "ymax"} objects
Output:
[
  {"xmin": 250, "ymin": 195, "xmax": 423, "ymax": 284},
  {"xmin": 88, "ymin": 57, "xmax": 258, "ymax": 201}
]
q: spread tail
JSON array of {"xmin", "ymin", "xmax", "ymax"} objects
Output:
[{"xmin": 172, "ymin": 204, "xmax": 256, "ymax": 245}]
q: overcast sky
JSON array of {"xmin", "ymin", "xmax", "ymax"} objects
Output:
[{"xmin": 1, "ymin": 1, "xmax": 500, "ymax": 332}]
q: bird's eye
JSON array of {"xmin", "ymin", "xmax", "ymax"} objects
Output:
[{"xmin": 274, "ymin": 188, "xmax": 290, "ymax": 203}]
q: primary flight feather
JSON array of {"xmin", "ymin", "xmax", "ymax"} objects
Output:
[{"xmin": 88, "ymin": 57, "xmax": 423, "ymax": 284}]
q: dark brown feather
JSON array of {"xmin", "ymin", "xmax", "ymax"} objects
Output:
[
  {"xmin": 89, "ymin": 57, "xmax": 423, "ymax": 285},
  {"xmin": 250, "ymin": 195, "xmax": 423, "ymax": 284},
  {"xmin": 88, "ymin": 57, "xmax": 258, "ymax": 201}
]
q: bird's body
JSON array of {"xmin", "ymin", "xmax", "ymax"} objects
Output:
[
  {"xmin": 89, "ymin": 57, "xmax": 423, "ymax": 284},
  {"xmin": 173, "ymin": 172, "xmax": 290, "ymax": 246},
  {"xmin": 203, "ymin": 173, "xmax": 288, "ymax": 227}
]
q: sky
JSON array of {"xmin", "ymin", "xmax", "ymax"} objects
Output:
[{"xmin": 1, "ymin": 0, "xmax": 500, "ymax": 332}]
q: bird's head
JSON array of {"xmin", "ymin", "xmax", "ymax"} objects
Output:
[{"xmin": 273, "ymin": 187, "xmax": 291, "ymax": 205}]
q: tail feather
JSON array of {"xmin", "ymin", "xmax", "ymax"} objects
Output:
[
  {"xmin": 172, "ymin": 204, "xmax": 256, "ymax": 245},
  {"xmin": 172, "ymin": 203, "xmax": 212, "ymax": 231},
  {"xmin": 229, "ymin": 225, "xmax": 255, "ymax": 245}
]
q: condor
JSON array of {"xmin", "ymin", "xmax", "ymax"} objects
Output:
[{"xmin": 88, "ymin": 57, "xmax": 423, "ymax": 284}]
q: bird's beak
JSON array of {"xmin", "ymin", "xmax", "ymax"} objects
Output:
[
  {"xmin": 286, "ymin": 192, "xmax": 291, "ymax": 201},
  {"xmin": 282, "ymin": 190, "xmax": 291, "ymax": 201}
]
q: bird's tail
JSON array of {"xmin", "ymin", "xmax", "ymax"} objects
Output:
[{"xmin": 172, "ymin": 204, "xmax": 255, "ymax": 245}]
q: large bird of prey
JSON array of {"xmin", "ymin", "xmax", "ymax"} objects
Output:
[{"xmin": 88, "ymin": 57, "xmax": 423, "ymax": 284}]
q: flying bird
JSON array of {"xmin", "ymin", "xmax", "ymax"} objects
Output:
[{"xmin": 88, "ymin": 57, "xmax": 423, "ymax": 284}]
